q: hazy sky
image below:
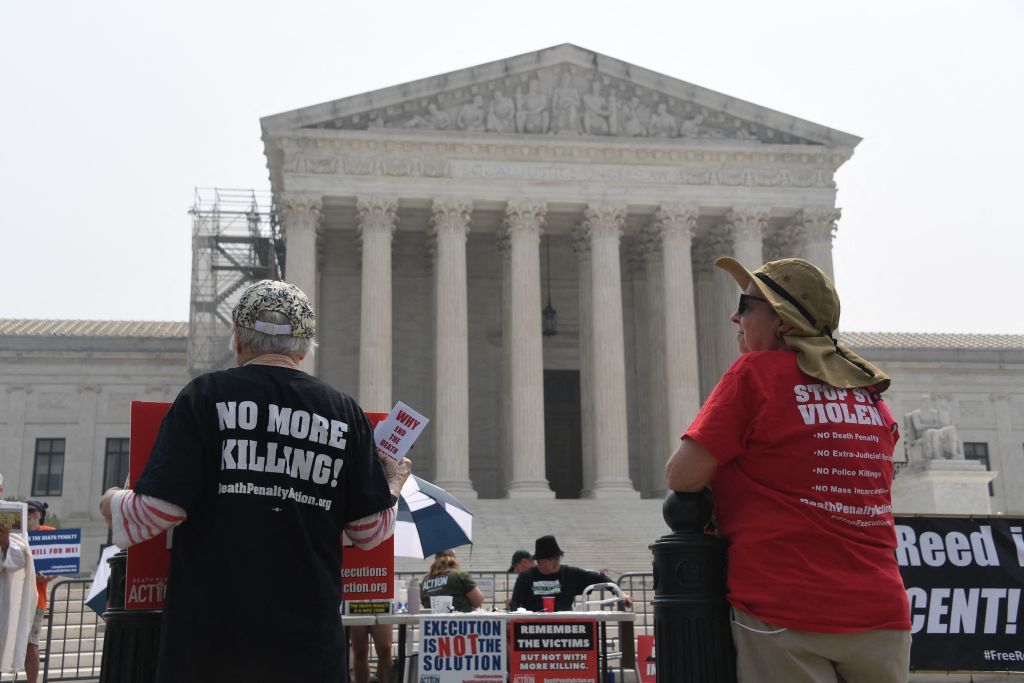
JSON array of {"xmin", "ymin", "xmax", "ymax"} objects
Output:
[{"xmin": 1, "ymin": 1, "xmax": 1021, "ymax": 333}]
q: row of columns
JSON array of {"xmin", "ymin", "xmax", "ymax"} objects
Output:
[{"xmin": 279, "ymin": 194, "xmax": 839, "ymax": 498}]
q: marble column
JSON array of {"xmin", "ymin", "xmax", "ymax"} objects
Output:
[
  {"xmin": 279, "ymin": 193, "xmax": 323, "ymax": 374},
  {"xmin": 430, "ymin": 198, "xmax": 475, "ymax": 498},
  {"xmin": 497, "ymin": 234, "xmax": 513, "ymax": 494},
  {"xmin": 504, "ymin": 201, "xmax": 553, "ymax": 497},
  {"xmin": 583, "ymin": 203, "xmax": 637, "ymax": 497},
  {"xmin": 655, "ymin": 205, "xmax": 702, "ymax": 476},
  {"xmin": 572, "ymin": 225, "xmax": 596, "ymax": 497},
  {"xmin": 729, "ymin": 207, "xmax": 768, "ymax": 269},
  {"xmin": 792, "ymin": 208, "xmax": 840, "ymax": 281},
  {"xmin": 356, "ymin": 197, "xmax": 398, "ymax": 412},
  {"xmin": 693, "ymin": 231, "xmax": 734, "ymax": 401},
  {"xmin": 992, "ymin": 394, "xmax": 1018, "ymax": 505},
  {"xmin": 5, "ymin": 386, "xmax": 30, "ymax": 491},
  {"xmin": 638, "ymin": 226, "xmax": 668, "ymax": 497}
]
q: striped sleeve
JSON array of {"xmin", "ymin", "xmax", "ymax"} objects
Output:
[
  {"xmin": 110, "ymin": 489, "xmax": 187, "ymax": 548},
  {"xmin": 342, "ymin": 504, "xmax": 397, "ymax": 550}
]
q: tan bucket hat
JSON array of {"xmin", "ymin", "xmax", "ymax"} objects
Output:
[{"xmin": 715, "ymin": 257, "xmax": 890, "ymax": 392}]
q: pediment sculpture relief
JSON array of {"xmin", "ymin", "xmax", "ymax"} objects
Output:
[{"xmin": 307, "ymin": 68, "xmax": 817, "ymax": 145}]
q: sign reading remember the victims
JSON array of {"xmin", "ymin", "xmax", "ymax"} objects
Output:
[
  {"xmin": 373, "ymin": 401, "xmax": 428, "ymax": 463},
  {"xmin": 509, "ymin": 618, "xmax": 598, "ymax": 682},
  {"xmin": 418, "ymin": 614, "xmax": 505, "ymax": 683},
  {"xmin": 896, "ymin": 515, "xmax": 1024, "ymax": 672}
]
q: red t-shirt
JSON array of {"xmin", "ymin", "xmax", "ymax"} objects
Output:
[
  {"xmin": 685, "ymin": 351, "xmax": 911, "ymax": 633},
  {"xmin": 34, "ymin": 524, "xmax": 56, "ymax": 610}
]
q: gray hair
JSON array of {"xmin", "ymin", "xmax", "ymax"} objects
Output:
[{"xmin": 234, "ymin": 310, "xmax": 316, "ymax": 357}]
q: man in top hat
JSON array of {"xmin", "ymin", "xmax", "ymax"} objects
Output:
[
  {"xmin": 99, "ymin": 279, "xmax": 411, "ymax": 683},
  {"xmin": 509, "ymin": 535, "xmax": 631, "ymax": 612}
]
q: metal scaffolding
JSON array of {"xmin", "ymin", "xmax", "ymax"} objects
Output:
[{"xmin": 188, "ymin": 188, "xmax": 283, "ymax": 377}]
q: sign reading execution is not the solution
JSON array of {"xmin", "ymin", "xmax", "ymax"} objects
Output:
[
  {"xmin": 418, "ymin": 614, "xmax": 505, "ymax": 683},
  {"xmin": 896, "ymin": 516, "xmax": 1023, "ymax": 672}
]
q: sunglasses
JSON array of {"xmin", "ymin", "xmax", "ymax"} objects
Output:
[
  {"xmin": 27, "ymin": 508, "xmax": 41, "ymax": 515},
  {"xmin": 737, "ymin": 293, "xmax": 769, "ymax": 316}
]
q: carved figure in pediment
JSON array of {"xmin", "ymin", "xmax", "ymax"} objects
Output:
[
  {"xmin": 619, "ymin": 96, "xmax": 647, "ymax": 137},
  {"xmin": 550, "ymin": 73, "xmax": 582, "ymax": 135},
  {"xmin": 735, "ymin": 125, "xmax": 755, "ymax": 140},
  {"xmin": 648, "ymin": 101, "xmax": 678, "ymax": 137},
  {"xmin": 404, "ymin": 102, "xmax": 452, "ymax": 130},
  {"xmin": 581, "ymin": 81, "xmax": 610, "ymax": 135},
  {"xmin": 680, "ymin": 113, "xmax": 703, "ymax": 137},
  {"xmin": 368, "ymin": 114, "xmax": 386, "ymax": 129},
  {"xmin": 516, "ymin": 79, "xmax": 549, "ymax": 134},
  {"xmin": 457, "ymin": 95, "xmax": 486, "ymax": 132},
  {"xmin": 487, "ymin": 90, "xmax": 516, "ymax": 133}
]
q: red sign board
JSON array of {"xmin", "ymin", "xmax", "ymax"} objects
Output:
[
  {"xmin": 125, "ymin": 401, "xmax": 172, "ymax": 610},
  {"xmin": 637, "ymin": 635, "xmax": 656, "ymax": 683},
  {"xmin": 509, "ymin": 618, "xmax": 598, "ymax": 682}
]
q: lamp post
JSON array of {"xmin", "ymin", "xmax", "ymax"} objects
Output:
[{"xmin": 542, "ymin": 234, "xmax": 557, "ymax": 337}]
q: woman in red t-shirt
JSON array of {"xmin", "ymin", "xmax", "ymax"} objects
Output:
[{"xmin": 665, "ymin": 257, "xmax": 911, "ymax": 683}]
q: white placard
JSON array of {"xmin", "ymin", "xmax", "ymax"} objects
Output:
[{"xmin": 373, "ymin": 401, "xmax": 429, "ymax": 463}]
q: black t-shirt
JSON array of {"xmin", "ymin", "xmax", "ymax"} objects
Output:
[
  {"xmin": 509, "ymin": 565, "xmax": 611, "ymax": 611},
  {"xmin": 133, "ymin": 365, "xmax": 393, "ymax": 683}
]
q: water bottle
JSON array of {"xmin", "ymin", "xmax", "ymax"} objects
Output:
[{"xmin": 407, "ymin": 577, "xmax": 421, "ymax": 615}]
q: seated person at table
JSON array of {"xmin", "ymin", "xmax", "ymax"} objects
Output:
[
  {"xmin": 420, "ymin": 552, "xmax": 484, "ymax": 612},
  {"xmin": 510, "ymin": 535, "xmax": 632, "ymax": 611}
]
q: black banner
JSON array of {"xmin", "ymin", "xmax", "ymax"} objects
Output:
[{"xmin": 895, "ymin": 515, "xmax": 1024, "ymax": 672}]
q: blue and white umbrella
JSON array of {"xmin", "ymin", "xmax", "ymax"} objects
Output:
[{"xmin": 394, "ymin": 475, "xmax": 472, "ymax": 559}]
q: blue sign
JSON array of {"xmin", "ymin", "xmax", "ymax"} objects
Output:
[{"xmin": 28, "ymin": 528, "xmax": 82, "ymax": 576}]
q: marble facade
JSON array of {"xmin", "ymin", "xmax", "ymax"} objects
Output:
[{"xmin": 260, "ymin": 44, "xmax": 855, "ymax": 499}]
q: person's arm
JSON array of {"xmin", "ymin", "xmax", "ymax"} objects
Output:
[
  {"xmin": 665, "ymin": 437, "xmax": 719, "ymax": 492},
  {"xmin": 466, "ymin": 586, "xmax": 485, "ymax": 609},
  {"xmin": 100, "ymin": 488, "xmax": 186, "ymax": 548},
  {"xmin": 343, "ymin": 506, "xmax": 396, "ymax": 550},
  {"xmin": 1, "ymin": 527, "xmax": 29, "ymax": 572}
]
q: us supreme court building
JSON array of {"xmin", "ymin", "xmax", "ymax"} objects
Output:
[{"xmin": 2, "ymin": 46, "xmax": 1022, "ymax": 563}]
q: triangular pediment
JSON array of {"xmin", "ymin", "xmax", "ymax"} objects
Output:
[{"xmin": 262, "ymin": 44, "xmax": 859, "ymax": 148}]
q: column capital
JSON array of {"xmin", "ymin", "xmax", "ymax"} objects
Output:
[
  {"xmin": 356, "ymin": 196, "xmax": 399, "ymax": 237},
  {"xmin": 571, "ymin": 223, "xmax": 591, "ymax": 257},
  {"xmin": 583, "ymin": 202, "xmax": 627, "ymax": 240},
  {"xmin": 653, "ymin": 204, "xmax": 699, "ymax": 243},
  {"xmin": 728, "ymin": 207, "xmax": 770, "ymax": 243},
  {"xmin": 277, "ymin": 193, "xmax": 323, "ymax": 233},
  {"xmin": 692, "ymin": 231, "xmax": 732, "ymax": 275},
  {"xmin": 763, "ymin": 228, "xmax": 803, "ymax": 262},
  {"xmin": 430, "ymin": 198, "xmax": 473, "ymax": 238},
  {"xmin": 504, "ymin": 200, "xmax": 547, "ymax": 238},
  {"xmin": 791, "ymin": 207, "xmax": 841, "ymax": 244}
]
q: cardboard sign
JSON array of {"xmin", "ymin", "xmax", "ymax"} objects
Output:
[
  {"xmin": 418, "ymin": 614, "xmax": 506, "ymax": 682},
  {"xmin": 896, "ymin": 515, "xmax": 1024, "ymax": 672},
  {"xmin": 373, "ymin": 401, "xmax": 429, "ymax": 462},
  {"xmin": 509, "ymin": 618, "xmax": 598, "ymax": 682},
  {"xmin": 28, "ymin": 528, "xmax": 81, "ymax": 576},
  {"xmin": 125, "ymin": 401, "xmax": 172, "ymax": 610},
  {"xmin": 636, "ymin": 635, "xmax": 656, "ymax": 683},
  {"xmin": 0, "ymin": 501, "xmax": 27, "ymax": 537}
]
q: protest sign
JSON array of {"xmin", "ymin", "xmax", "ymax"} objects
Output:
[
  {"xmin": 896, "ymin": 515, "xmax": 1024, "ymax": 672},
  {"xmin": 509, "ymin": 618, "xmax": 598, "ymax": 682},
  {"xmin": 125, "ymin": 401, "xmax": 172, "ymax": 610},
  {"xmin": 342, "ymin": 533, "xmax": 395, "ymax": 604},
  {"xmin": 373, "ymin": 401, "xmax": 429, "ymax": 463},
  {"xmin": 418, "ymin": 614, "xmax": 506, "ymax": 682},
  {"xmin": 28, "ymin": 528, "xmax": 81, "ymax": 576},
  {"xmin": 636, "ymin": 635, "xmax": 656, "ymax": 683},
  {"xmin": 0, "ymin": 501, "xmax": 27, "ymax": 537}
]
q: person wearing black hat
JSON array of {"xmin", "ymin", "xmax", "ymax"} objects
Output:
[
  {"xmin": 665, "ymin": 258, "xmax": 910, "ymax": 683},
  {"xmin": 23, "ymin": 500, "xmax": 54, "ymax": 683},
  {"xmin": 509, "ymin": 535, "xmax": 631, "ymax": 612}
]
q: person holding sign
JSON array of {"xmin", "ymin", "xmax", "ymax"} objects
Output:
[
  {"xmin": 99, "ymin": 280, "xmax": 412, "ymax": 683},
  {"xmin": 510, "ymin": 535, "xmax": 631, "ymax": 612},
  {"xmin": 1, "ymin": 499, "xmax": 38, "ymax": 679},
  {"xmin": 22, "ymin": 500, "xmax": 54, "ymax": 683},
  {"xmin": 665, "ymin": 258, "xmax": 911, "ymax": 683}
]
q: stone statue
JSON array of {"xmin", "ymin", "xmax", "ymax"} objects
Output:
[
  {"xmin": 486, "ymin": 90, "xmax": 516, "ymax": 134},
  {"xmin": 648, "ymin": 101, "xmax": 678, "ymax": 137},
  {"xmin": 619, "ymin": 96, "xmax": 647, "ymax": 136},
  {"xmin": 515, "ymin": 79, "xmax": 549, "ymax": 134},
  {"xmin": 549, "ymin": 73, "xmax": 582, "ymax": 135},
  {"xmin": 404, "ymin": 102, "xmax": 452, "ymax": 130},
  {"xmin": 680, "ymin": 113, "xmax": 703, "ymax": 137},
  {"xmin": 735, "ymin": 125, "xmax": 755, "ymax": 140},
  {"xmin": 457, "ymin": 95, "xmax": 486, "ymax": 131},
  {"xmin": 904, "ymin": 407, "xmax": 965, "ymax": 464},
  {"xmin": 581, "ymin": 81, "xmax": 610, "ymax": 135}
]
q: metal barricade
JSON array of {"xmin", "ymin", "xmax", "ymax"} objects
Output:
[{"xmin": 43, "ymin": 578, "xmax": 105, "ymax": 682}]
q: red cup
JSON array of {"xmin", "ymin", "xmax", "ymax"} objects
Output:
[{"xmin": 542, "ymin": 596, "xmax": 555, "ymax": 613}]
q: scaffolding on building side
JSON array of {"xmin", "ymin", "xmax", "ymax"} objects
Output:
[{"xmin": 188, "ymin": 188, "xmax": 284, "ymax": 377}]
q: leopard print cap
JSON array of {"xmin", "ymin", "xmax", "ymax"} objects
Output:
[{"xmin": 232, "ymin": 280, "xmax": 316, "ymax": 338}]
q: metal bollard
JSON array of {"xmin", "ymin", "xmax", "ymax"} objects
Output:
[
  {"xmin": 98, "ymin": 549, "xmax": 162, "ymax": 683},
  {"xmin": 650, "ymin": 490, "xmax": 736, "ymax": 683}
]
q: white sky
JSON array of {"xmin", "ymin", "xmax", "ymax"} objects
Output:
[{"xmin": 1, "ymin": 0, "xmax": 1021, "ymax": 333}]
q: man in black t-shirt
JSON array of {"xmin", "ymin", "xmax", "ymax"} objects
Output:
[
  {"xmin": 100, "ymin": 280, "xmax": 410, "ymax": 683},
  {"xmin": 509, "ymin": 535, "xmax": 632, "ymax": 612}
]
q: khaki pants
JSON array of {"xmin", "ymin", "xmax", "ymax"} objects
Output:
[{"xmin": 731, "ymin": 609, "xmax": 911, "ymax": 683}]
